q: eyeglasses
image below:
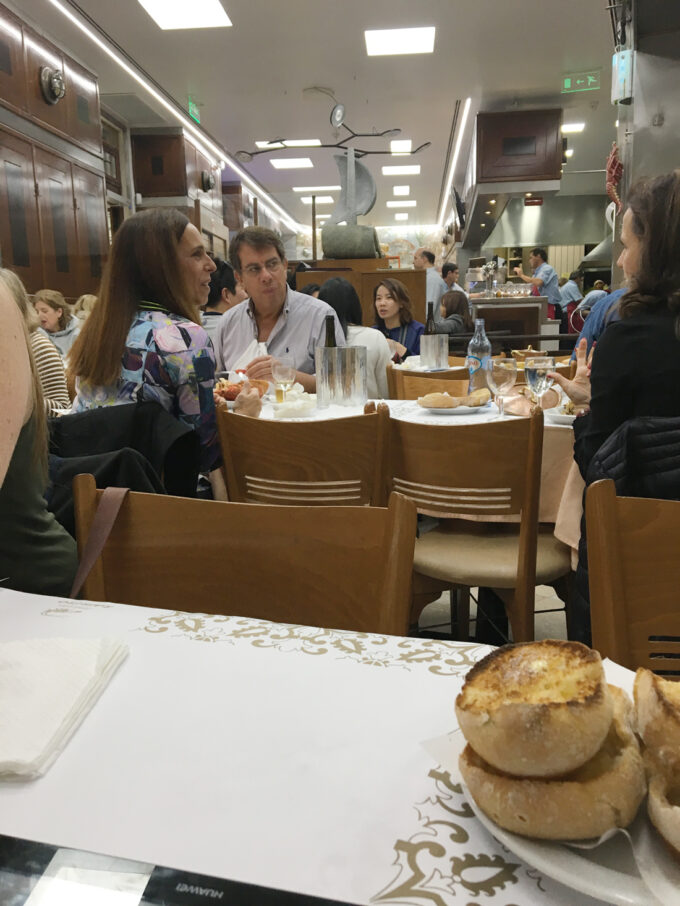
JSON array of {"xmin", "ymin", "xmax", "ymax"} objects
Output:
[{"xmin": 242, "ymin": 258, "xmax": 283, "ymax": 277}]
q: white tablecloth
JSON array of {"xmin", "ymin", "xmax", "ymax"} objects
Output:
[{"xmin": 0, "ymin": 588, "xmax": 603, "ymax": 904}]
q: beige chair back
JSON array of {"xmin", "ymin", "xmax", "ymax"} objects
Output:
[
  {"xmin": 587, "ymin": 479, "xmax": 680, "ymax": 673},
  {"xmin": 217, "ymin": 406, "xmax": 388, "ymax": 506},
  {"xmin": 73, "ymin": 474, "xmax": 417, "ymax": 636},
  {"xmin": 389, "ymin": 366, "xmax": 470, "ymax": 400}
]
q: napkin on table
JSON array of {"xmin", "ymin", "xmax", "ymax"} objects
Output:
[{"xmin": 0, "ymin": 637, "xmax": 128, "ymax": 779}]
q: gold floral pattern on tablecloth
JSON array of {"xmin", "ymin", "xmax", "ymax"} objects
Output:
[
  {"xmin": 41, "ymin": 598, "xmax": 114, "ymax": 617},
  {"xmin": 139, "ymin": 611, "xmax": 491, "ymax": 674},
  {"xmin": 372, "ymin": 767, "xmax": 546, "ymax": 905}
]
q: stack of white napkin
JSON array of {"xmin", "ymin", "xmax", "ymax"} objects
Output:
[{"xmin": 0, "ymin": 637, "xmax": 128, "ymax": 778}]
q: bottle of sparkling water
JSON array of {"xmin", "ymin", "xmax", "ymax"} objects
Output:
[{"xmin": 467, "ymin": 318, "xmax": 491, "ymax": 392}]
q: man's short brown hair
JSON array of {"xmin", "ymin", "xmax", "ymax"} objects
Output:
[{"xmin": 229, "ymin": 226, "xmax": 286, "ymax": 272}]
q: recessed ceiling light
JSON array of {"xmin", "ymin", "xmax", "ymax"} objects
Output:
[
  {"xmin": 365, "ymin": 26, "xmax": 435, "ymax": 56},
  {"xmin": 270, "ymin": 158, "xmax": 313, "ymax": 169},
  {"xmin": 395, "ymin": 213, "xmax": 409, "ymax": 221},
  {"xmin": 382, "ymin": 165, "xmax": 421, "ymax": 176},
  {"xmin": 390, "ymin": 139, "xmax": 412, "ymax": 155},
  {"xmin": 293, "ymin": 185, "xmax": 341, "ymax": 192},
  {"xmin": 525, "ymin": 192, "xmax": 532, "ymax": 198},
  {"xmin": 387, "ymin": 200, "xmax": 416, "ymax": 208},
  {"xmin": 283, "ymin": 139, "xmax": 321, "ymax": 147},
  {"xmin": 615, "ymin": 119, "xmax": 619, "ymax": 127},
  {"xmin": 485, "ymin": 210, "xmax": 491, "ymax": 215},
  {"xmin": 393, "ymin": 185, "xmax": 410, "ymax": 196},
  {"xmin": 489, "ymin": 199, "xmax": 496, "ymax": 205},
  {"xmin": 137, "ymin": 0, "xmax": 232, "ymax": 29},
  {"xmin": 565, "ymin": 149, "xmax": 574, "ymax": 158},
  {"xmin": 561, "ymin": 122, "xmax": 585, "ymax": 134},
  {"xmin": 480, "ymin": 223, "xmax": 486, "ymax": 228},
  {"xmin": 300, "ymin": 196, "xmax": 334, "ymax": 204}
]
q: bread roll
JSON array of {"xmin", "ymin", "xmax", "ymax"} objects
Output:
[
  {"xmin": 417, "ymin": 392, "xmax": 457, "ymax": 409},
  {"xmin": 456, "ymin": 640, "xmax": 613, "ymax": 777},
  {"xmin": 634, "ymin": 668, "xmax": 680, "ymax": 774},
  {"xmin": 647, "ymin": 767, "xmax": 680, "ymax": 860},
  {"xmin": 460, "ymin": 685, "xmax": 646, "ymax": 839}
]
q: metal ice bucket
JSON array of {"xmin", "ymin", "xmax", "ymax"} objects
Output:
[
  {"xmin": 316, "ymin": 346, "xmax": 368, "ymax": 408},
  {"xmin": 419, "ymin": 334, "xmax": 448, "ymax": 370}
]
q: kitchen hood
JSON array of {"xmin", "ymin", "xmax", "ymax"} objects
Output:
[
  {"xmin": 580, "ymin": 233, "xmax": 613, "ymax": 268},
  {"xmin": 483, "ymin": 195, "xmax": 609, "ymax": 249}
]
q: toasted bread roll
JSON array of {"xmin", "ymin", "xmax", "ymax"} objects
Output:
[
  {"xmin": 463, "ymin": 388, "xmax": 491, "ymax": 406},
  {"xmin": 634, "ymin": 668, "xmax": 680, "ymax": 774},
  {"xmin": 647, "ymin": 768, "xmax": 680, "ymax": 860},
  {"xmin": 459, "ymin": 686, "xmax": 646, "ymax": 839},
  {"xmin": 456, "ymin": 640, "xmax": 613, "ymax": 777},
  {"xmin": 417, "ymin": 392, "xmax": 457, "ymax": 409}
]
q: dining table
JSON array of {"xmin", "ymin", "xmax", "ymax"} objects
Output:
[{"xmin": 0, "ymin": 587, "xmax": 616, "ymax": 905}]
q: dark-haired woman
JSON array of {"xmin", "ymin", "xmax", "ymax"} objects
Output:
[
  {"xmin": 318, "ymin": 277, "xmax": 391, "ymax": 398},
  {"xmin": 436, "ymin": 291, "xmax": 467, "ymax": 334},
  {"xmin": 372, "ymin": 278, "xmax": 424, "ymax": 360},
  {"xmin": 69, "ymin": 208, "xmax": 224, "ymax": 490}
]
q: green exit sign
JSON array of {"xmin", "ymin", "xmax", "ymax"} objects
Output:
[
  {"xmin": 188, "ymin": 97, "xmax": 201, "ymax": 123},
  {"xmin": 562, "ymin": 70, "xmax": 601, "ymax": 93}
]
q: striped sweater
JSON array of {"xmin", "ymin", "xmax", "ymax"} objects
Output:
[{"xmin": 30, "ymin": 331, "xmax": 71, "ymax": 415}]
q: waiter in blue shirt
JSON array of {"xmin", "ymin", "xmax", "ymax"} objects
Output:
[{"xmin": 513, "ymin": 248, "xmax": 563, "ymax": 319}]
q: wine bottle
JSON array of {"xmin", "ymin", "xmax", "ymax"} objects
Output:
[
  {"xmin": 425, "ymin": 301, "xmax": 436, "ymax": 335},
  {"xmin": 324, "ymin": 314, "xmax": 336, "ymax": 348}
]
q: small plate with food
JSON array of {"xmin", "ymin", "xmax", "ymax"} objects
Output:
[
  {"xmin": 417, "ymin": 388, "xmax": 491, "ymax": 415},
  {"xmin": 545, "ymin": 398, "xmax": 587, "ymax": 426}
]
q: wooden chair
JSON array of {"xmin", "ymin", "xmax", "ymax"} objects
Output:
[
  {"xmin": 73, "ymin": 473, "xmax": 417, "ymax": 636},
  {"xmin": 390, "ymin": 367, "xmax": 470, "ymax": 401},
  {"xmin": 587, "ymin": 479, "xmax": 680, "ymax": 673},
  {"xmin": 217, "ymin": 406, "xmax": 389, "ymax": 505},
  {"xmin": 387, "ymin": 409, "xmax": 571, "ymax": 641}
]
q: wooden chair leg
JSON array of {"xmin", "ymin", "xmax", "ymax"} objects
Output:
[
  {"xmin": 498, "ymin": 587, "xmax": 535, "ymax": 643},
  {"xmin": 450, "ymin": 585, "xmax": 471, "ymax": 640}
]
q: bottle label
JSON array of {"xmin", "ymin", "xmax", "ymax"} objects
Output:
[{"xmin": 467, "ymin": 355, "xmax": 482, "ymax": 374}]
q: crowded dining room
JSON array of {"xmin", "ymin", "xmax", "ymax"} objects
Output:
[{"xmin": 2, "ymin": 0, "xmax": 680, "ymax": 902}]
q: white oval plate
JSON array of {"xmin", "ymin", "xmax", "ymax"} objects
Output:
[
  {"xmin": 419, "ymin": 404, "xmax": 487, "ymax": 415},
  {"xmin": 466, "ymin": 791, "xmax": 656, "ymax": 906},
  {"xmin": 545, "ymin": 407, "xmax": 576, "ymax": 426}
]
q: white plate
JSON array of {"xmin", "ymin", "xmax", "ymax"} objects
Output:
[
  {"xmin": 466, "ymin": 791, "xmax": 656, "ymax": 906},
  {"xmin": 419, "ymin": 404, "xmax": 487, "ymax": 415},
  {"xmin": 545, "ymin": 407, "xmax": 576, "ymax": 426}
]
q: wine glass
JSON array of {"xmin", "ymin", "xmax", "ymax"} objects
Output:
[
  {"xmin": 485, "ymin": 358, "xmax": 517, "ymax": 418},
  {"xmin": 272, "ymin": 355, "xmax": 296, "ymax": 402},
  {"xmin": 525, "ymin": 357, "xmax": 555, "ymax": 407}
]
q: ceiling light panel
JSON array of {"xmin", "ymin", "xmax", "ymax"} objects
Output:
[
  {"xmin": 393, "ymin": 185, "xmax": 410, "ymax": 195},
  {"xmin": 387, "ymin": 200, "xmax": 416, "ymax": 208},
  {"xmin": 382, "ymin": 165, "xmax": 420, "ymax": 176},
  {"xmin": 283, "ymin": 139, "xmax": 321, "ymax": 147},
  {"xmin": 293, "ymin": 185, "xmax": 341, "ymax": 192},
  {"xmin": 561, "ymin": 122, "xmax": 585, "ymax": 134},
  {"xmin": 395, "ymin": 213, "xmax": 409, "ymax": 221},
  {"xmin": 365, "ymin": 26, "xmax": 435, "ymax": 56},
  {"xmin": 255, "ymin": 141, "xmax": 284, "ymax": 149},
  {"xmin": 565, "ymin": 149, "xmax": 574, "ymax": 158},
  {"xmin": 390, "ymin": 140, "xmax": 412, "ymax": 155},
  {"xmin": 137, "ymin": 0, "xmax": 232, "ymax": 30},
  {"xmin": 300, "ymin": 196, "xmax": 334, "ymax": 204},
  {"xmin": 270, "ymin": 158, "xmax": 313, "ymax": 169}
]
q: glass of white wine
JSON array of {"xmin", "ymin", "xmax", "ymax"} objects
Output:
[
  {"xmin": 485, "ymin": 358, "xmax": 517, "ymax": 418},
  {"xmin": 525, "ymin": 357, "xmax": 555, "ymax": 407},
  {"xmin": 272, "ymin": 355, "xmax": 296, "ymax": 402}
]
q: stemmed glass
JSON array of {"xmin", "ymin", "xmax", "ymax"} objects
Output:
[
  {"xmin": 525, "ymin": 357, "xmax": 555, "ymax": 407},
  {"xmin": 272, "ymin": 355, "xmax": 296, "ymax": 402},
  {"xmin": 485, "ymin": 358, "xmax": 517, "ymax": 418}
]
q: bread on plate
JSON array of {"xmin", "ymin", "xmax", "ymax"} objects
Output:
[
  {"xmin": 634, "ymin": 668, "xmax": 680, "ymax": 774},
  {"xmin": 455, "ymin": 640, "xmax": 613, "ymax": 777}
]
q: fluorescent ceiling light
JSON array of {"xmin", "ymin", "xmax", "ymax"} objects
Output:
[
  {"xmin": 436, "ymin": 96, "xmax": 471, "ymax": 227},
  {"xmin": 300, "ymin": 196, "xmax": 334, "ymax": 204},
  {"xmin": 480, "ymin": 223, "xmax": 486, "ymax": 228},
  {"xmin": 395, "ymin": 213, "xmax": 409, "ymax": 221},
  {"xmin": 282, "ymin": 139, "xmax": 321, "ymax": 147},
  {"xmin": 270, "ymin": 158, "xmax": 313, "ymax": 169},
  {"xmin": 387, "ymin": 200, "xmax": 416, "ymax": 208},
  {"xmin": 137, "ymin": 0, "xmax": 232, "ymax": 30},
  {"xmin": 365, "ymin": 26, "xmax": 435, "ymax": 56},
  {"xmin": 293, "ymin": 185, "xmax": 341, "ymax": 192},
  {"xmin": 390, "ymin": 139, "xmax": 412, "ymax": 155},
  {"xmin": 382, "ymin": 165, "xmax": 420, "ymax": 176},
  {"xmin": 489, "ymin": 199, "xmax": 496, "ymax": 204},
  {"xmin": 565, "ymin": 149, "xmax": 574, "ymax": 158},
  {"xmin": 561, "ymin": 122, "xmax": 585, "ymax": 134},
  {"xmin": 393, "ymin": 185, "xmax": 410, "ymax": 196},
  {"xmin": 256, "ymin": 140, "xmax": 284, "ymax": 149}
]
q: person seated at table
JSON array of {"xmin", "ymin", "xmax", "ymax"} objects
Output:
[
  {"xmin": 298, "ymin": 282, "xmax": 321, "ymax": 298},
  {"xmin": 214, "ymin": 226, "xmax": 344, "ymax": 392},
  {"xmin": 201, "ymin": 258, "xmax": 248, "ymax": 343},
  {"xmin": 372, "ymin": 278, "xmax": 424, "ymax": 361},
  {"xmin": 1, "ymin": 269, "xmax": 71, "ymax": 415},
  {"xmin": 551, "ymin": 170, "xmax": 680, "ymax": 642},
  {"xmin": 317, "ymin": 277, "xmax": 391, "ymax": 399},
  {"xmin": 33, "ymin": 289, "xmax": 81, "ymax": 358},
  {"xmin": 435, "ymin": 291, "xmax": 467, "ymax": 335},
  {"xmin": 73, "ymin": 293, "xmax": 98, "ymax": 321},
  {"xmin": 0, "ymin": 282, "xmax": 77, "ymax": 595},
  {"xmin": 68, "ymin": 208, "xmax": 225, "ymax": 496}
]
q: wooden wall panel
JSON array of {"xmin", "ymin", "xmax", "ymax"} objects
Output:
[
  {"xmin": 65, "ymin": 58, "xmax": 102, "ymax": 156},
  {"xmin": 34, "ymin": 146, "xmax": 78, "ymax": 296},
  {"xmin": 477, "ymin": 110, "xmax": 562, "ymax": 183},
  {"xmin": 132, "ymin": 134, "xmax": 187, "ymax": 197},
  {"xmin": 0, "ymin": 8, "xmax": 27, "ymax": 114},
  {"xmin": 0, "ymin": 127, "xmax": 41, "ymax": 290},
  {"xmin": 24, "ymin": 30, "xmax": 68, "ymax": 137},
  {"xmin": 72, "ymin": 163, "xmax": 108, "ymax": 293},
  {"xmin": 361, "ymin": 269, "xmax": 427, "ymax": 326}
]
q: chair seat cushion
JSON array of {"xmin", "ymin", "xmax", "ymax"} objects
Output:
[{"xmin": 413, "ymin": 523, "xmax": 571, "ymax": 588}]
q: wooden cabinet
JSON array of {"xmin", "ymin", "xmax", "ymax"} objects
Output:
[
  {"xmin": 477, "ymin": 110, "xmax": 562, "ymax": 183},
  {"xmin": 0, "ymin": 8, "xmax": 27, "ymax": 114},
  {"xmin": 0, "ymin": 128, "xmax": 41, "ymax": 289},
  {"xmin": 25, "ymin": 32, "xmax": 69, "ymax": 138},
  {"xmin": 33, "ymin": 146, "xmax": 78, "ymax": 296},
  {"xmin": 132, "ymin": 133, "xmax": 187, "ymax": 197},
  {"xmin": 72, "ymin": 163, "xmax": 108, "ymax": 292},
  {"xmin": 65, "ymin": 59, "xmax": 102, "ymax": 156}
]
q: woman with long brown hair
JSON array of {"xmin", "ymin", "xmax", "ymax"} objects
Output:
[
  {"xmin": 0, "ymin": 284, "xmax": 77, "ymax": 594},
  {"xmin": 68, "ymin": 208, "xmax": 221, "ymax": 476},
  {"xmin": 372, "ymin": 277, "xmax": 424, "ymax": 360}
]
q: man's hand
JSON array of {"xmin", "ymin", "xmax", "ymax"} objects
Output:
[
  {"xmin": 233, "ymin": 381, "xmax": 262, "ymax": 418},
  {"xmin": 245, "ymin": 355, "xmax": 275, "ymax": 382},
  {"xmin": 549, "ymin": 338, "xmax": 593, "ymax": 406},
  {"xmin": 513, "ymin": 266, "xmax": 524, "ymax": 276}
]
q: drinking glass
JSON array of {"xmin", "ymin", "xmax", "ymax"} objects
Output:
[
  {"xmin": 485, "ymin": 358, "xmax": 517, "ymax": 417},
  {"xmin": 272, "ymin": 355, "xmax": 296, "ymax": 402},
  {"xmin": 525, "ymin": 356, "xmax": 555, "ymax": 406}
]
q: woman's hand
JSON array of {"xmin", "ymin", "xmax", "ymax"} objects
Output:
[
  {"xmin": 549, "ymin": 338, "xmax": 593, "ymax": 406},
  {"xmin": 233, "ymin": 381, "xmax": 262, "ymax": 418}
]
